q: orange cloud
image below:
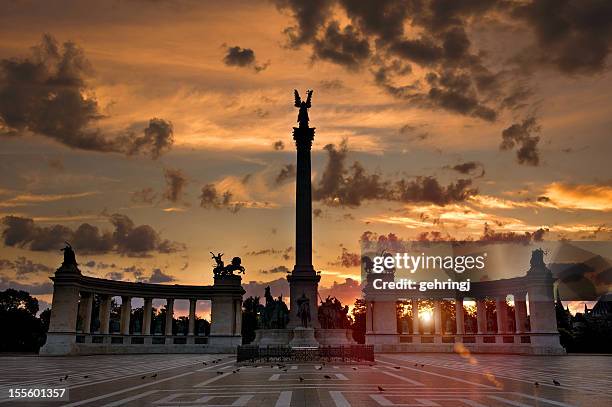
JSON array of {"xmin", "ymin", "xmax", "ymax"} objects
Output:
[{"xmin": 543, "ymin": 183, "xmax": 612, "ymax": 211}]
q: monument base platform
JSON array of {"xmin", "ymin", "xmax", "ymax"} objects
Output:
[
  {"xmin": 289, "ymin": 327, "xmax": 319, "ymax": 347},
  {"xmin": 252, "ymin": 328, "xmax": 355, "ymax": 348}
]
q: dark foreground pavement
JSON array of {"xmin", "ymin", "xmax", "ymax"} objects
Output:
[{"xmin": 0, "ymin": 353, "xmax": 610, "ymax": 406}]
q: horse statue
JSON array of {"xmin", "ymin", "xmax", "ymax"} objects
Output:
[{"xmin": 261, "ymin": 286, "xmax": 289, "ymax": 329}]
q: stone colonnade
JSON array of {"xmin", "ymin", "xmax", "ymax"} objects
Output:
[
  {"xmin": 365, "ymin": 254, "xmax": 564, "ymax": 355},
  {"xmin": 40, "ymin": 264, "xmax": 244, "ymax": 355}
]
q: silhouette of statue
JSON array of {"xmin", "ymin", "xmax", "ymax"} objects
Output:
[
  {"xmin": 296, "ymin": 293, "xmax": 311, "ymax": 328},
  {"xmin": 61, "ymin": 242, "xmax": 77, "ymax": 266},
  {"xmin": 211, "ymin": 252, "xmax": 225, "ymax": 276},
  {"xmin": 261, "ymin": 286, "xmax": 289, "ymax": 329},
  {"xmin": 210, "ymin": 252, "xmax": 245, "ymax": 276},
  {"xmin": 294, "ymin": 89, "xmax": 313, "ymax": 128},
  {"xmin": 225, "ymin": 257, "xmax": 245, "ymax": 275}
]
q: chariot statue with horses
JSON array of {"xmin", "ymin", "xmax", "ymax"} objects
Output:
[{"xmin": 211, "ymin": 252, "xmax": 245, "ymax": 277}]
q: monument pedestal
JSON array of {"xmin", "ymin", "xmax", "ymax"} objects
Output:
[{"xmin": 289, "ymin": 327, "xmax": 319, "ymax": 348}]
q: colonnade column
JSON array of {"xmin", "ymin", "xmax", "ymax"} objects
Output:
[
  {"xmin": 188, "ymin": 299, "xmax": 196, "ymax": 336},
  {"xmin": 455, "ymin": 298, "xmax": 465, "ymax": 335},
  {"xmin": 476, "ymin": 299, "xmax": 487, "ymax": 334},
  {"xmin": 514, "ymin": 293, "xmax": 528, "ymax": 333},
  {"xmin": 234, "ymin": 299, "xmax": 242, "ymax": 335},
  {"xmin": 120, "ymin": 296, "xmax": 131, "ymax": 335},
  {"xmin": 434, "ymin": 300, "xmax": 442, "ymax": 335},
  {"xmin": 142, "ymin": 298, "xmax": 152, "ymax": 335},
  {"xmin": 496, "ymin": 297, "xmax": 508, "ymax": 334},
  {"xmin": 99, "ymin": 295, "xmax": 111, "ymax": 334},
  {"xmin": 78, "ymin": 292, "xmax": 93, "ymax": 334},
  {"xmin": 411, "ymin": 299, "xmax": 419, "ymax": 334},
  {"xmin": 366, "ymin": 301, "xmax": 374, "ymax": 333},
  {"xmin": 165, "ymin": 299, "xmax": 174, "ymax": 336}
]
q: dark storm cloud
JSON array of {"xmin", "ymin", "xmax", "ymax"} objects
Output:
[
  {"xmin": 146, "ymin": 268, "xmax": 176, "ymax": 283},
  {"xmin": 312, "ymin": 22, "xmax": 370, "ymax": 70},
  {"xmin": 275, "ymin": 164, "xmax": 296, "ymax": 185},
  {"xmin": 261, "ymin": 265, "xmax": 290, "ymax": 274},
  {"xmin": 273, "ymin": 0, "xmax": 335, "ymax": 47},
  {"xmin": 131, "ymin": 187, "xmax": 157, "ymax": 204},
  {"xmin": 222, "ymin": 46, "xmax": 269, "ymax": 72},
  {"xmin": 329, "ymin": 248, "xmax": 360, "ymax": 268},
  {"xmin": 0, "ymin": 35, "xmax": 174, "ymax": 158},
  {"xmin": 246, "ymin": 247, "xmax": 292, "ymax": 261},
  {"xmin": 445, "ymin": 161, "xmax": 485, "ymax": 177},
  {"xmin": 313, "ymin": 141, "xmax": 478, "ymax": 207},
  {"xmin": 395, "ymin": 176, "xmax": 477, "ymax": 205},
  {"xmin": 0, "ymin": 276, "xmax": 53, "ymax": 295},
  {"xmin": 319, "ymin": 79, "xmax": 345, "ymax": 90},
  {"xmin": 480, "ymin": 223, "xmax": 548, "ymax": 243},
  {"xmin": 500, "ymin": 117, "xmax": 541, "ymax": 166},
  {"xmin": 199, "ymin": 184, "xmax": 242, "ymax": 213},
  {"xmin": 273, "ymin": 140, "xmax": 285, "ymax": 150},
  {"xmin": 274, "ymin": 0, "xmax": 612, "ymax": 125},
  {"xmin": 163, "ymin": 168, "xmax": 188, "ymax": 203},
  {"xmin": 0, "ymin": 257, "xmax": 53, "ymax": 279},
  {"xmin": 0, "ymin": 214, "xmax": 184, "ymax": 256},
  {"xmin": 512, "ymin": 0, "xmax": 612, "ymax": 74}
]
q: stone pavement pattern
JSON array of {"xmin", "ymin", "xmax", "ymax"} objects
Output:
[{"xmin": 0, "ymin": 353, "xmax": 610, "ymax": 406}]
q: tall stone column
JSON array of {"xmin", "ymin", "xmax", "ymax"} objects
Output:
[
  {"xmin": 411, "ymin": 299, "xmax": 420, "ymax": 335},
  {"xmin": 496, "ymin": 297, "xmax": 507, "ymax": 334},
  {"xmin": 78, "ymin": 292, "xmax": 93, "ymax": 334},
  {"xmin": 434, "ymin": 300, "xmax": 442, "ymax": 335},
  {"xmin": 165, "ymin": 298, "xmax": 174, "ymax": 336},
  {"xmin": 99, "ymin": 295, "xmax": 111, "ymax": 334},
  {"xmin": 188, "ymin": 299, "xmax": 197, "ymax": 335},
  {"xmin": 142, "ymin": 298, "xmax": 152, "ymax": 335},
  {"xmin": 476, "ymin": 299, "xmax": 487, "ymax": 334},
  {"xmin": 287, "ymin": 125, "xmax": 320, "ymax": 328},
  {"xmin": 514, "ymin": 293, "xmax": 528, "ymax": 333},
  {"xmin": 120, "ymin": 296, "xmax": 131, "ymax": 335},
  {"xmin": 455, "ymin": 298, "xmax": 465, "ymax": 335}
]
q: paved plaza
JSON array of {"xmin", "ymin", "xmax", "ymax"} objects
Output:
[{"xmin": 0, "ymin": 353, "xmax": 610, "ymax": 407}]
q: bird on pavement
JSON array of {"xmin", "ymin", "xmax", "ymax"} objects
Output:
[
  {"xmin": 83, "ymin": 375, "xmax": 89, "ymax": 378},
  {"xmin": 64, "ymin": 375, "xmax": 69, "ymax": 380},
  {"xmin": 202, "ymin": 362, "xmax": 207, "ymax": 365},
  {"xmin": 394, "ymin": 366, "xmax": 401, "ymax": 369},
  {"xmin": 151, "ymin": 373, "xmax": 157, "ymax": 378},
  {"xmin": 141, "ymin": 376, "xmax": 146, "ymax": 379},
  {"xmin": 378, "ymin": 386, "xmax": 385, "ymax": 392},
  {"xmin": 324, "ymin": 375, "xmax": 332, "ymax": 379},
  {"xmin": 553, "ymin": 379, "xmax": 561, "ymax": 386},
  {"xmin": 534, "ymin": 382, "xmax": 539, "ymax": 387},
  {"xmin": 216, "ymin": 371, "xmax": 223, "ymax": 375},
  {"xmin": 299, "ymin": 376, "xmax": 304, "ymax": 382},
  {"xmin": 315, "ymin": 366, "xmax": 322, "ymax": 370},
  {"xmin": 352, "ymin": 367, "xmax": 357, "ymax": 370}
]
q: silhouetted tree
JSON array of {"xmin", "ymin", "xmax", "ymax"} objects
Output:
[
  {"xmin": 0, "ymin": 289, "xmax": 45, "ymax": 352},
  {"xmin": 351, "ymin": 299, "xmax": 366, "ymax": 344}
]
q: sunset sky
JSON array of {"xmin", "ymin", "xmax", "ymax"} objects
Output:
[{"xmin": 1, "ymin": 0, "xmax": 611, "ymax": 315}]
